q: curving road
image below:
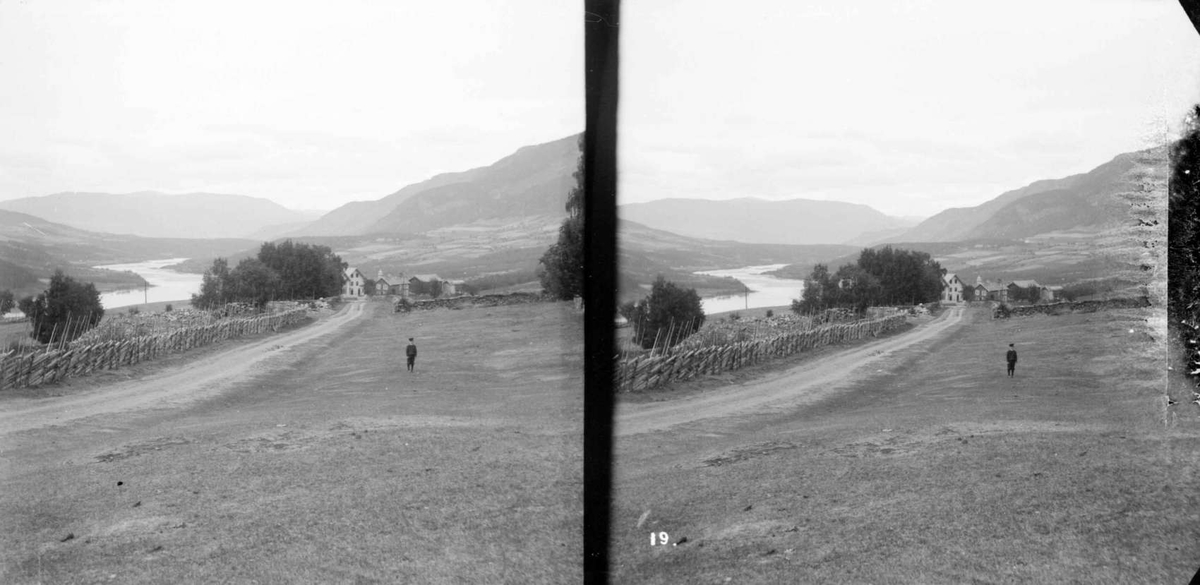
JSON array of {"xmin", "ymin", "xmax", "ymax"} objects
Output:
[
  {"xmin": 0, "ymin": 302, "xmax": 365, "ymax": 435},
  {"xmin": 615, "ymin": 306, "xmax": 966, "ymax": 436}
]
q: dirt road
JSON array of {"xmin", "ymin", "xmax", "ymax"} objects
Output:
[
  {"xmin": 0, "ymin": 303, "xmax": 366, "ymax": 436},
  {"xmin": 0, "ymin": 300, "xmax": 583, "ymax": 584},
  {"xmin": 617, "ymin": 307, "xmax": 964, "ymax": 436},
  {"xmin": 610, "ymin": 305, "xmax": 1198, "ymax": 584}
]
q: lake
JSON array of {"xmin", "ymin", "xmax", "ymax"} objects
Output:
[
  {"xmin": 695, "ymin": 264, "xmax": 806, "ymax": 315},
  {"xmin": 96, "ymin": 259, "xmax": 203, "ymax": 310}
]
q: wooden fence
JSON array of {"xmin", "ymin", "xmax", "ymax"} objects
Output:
[
  {"xmin": 0, "ymin": 308, "xmax": 309, "ymax": 391},
  {"xmin": 615, "ymin": 314, "xmax": 907, "ymax": 393}
]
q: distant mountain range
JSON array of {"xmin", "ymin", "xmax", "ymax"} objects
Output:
[
  {"xmin": 295, "ymin": 134, "xmax": 581, "ymax": 236},
  {"xmin": 0, "ymin": 191, "xmax": 318, "ymax": 240},
  {"xmin": 618, "ymin": 198, "xmax": 920, "ymax": 246}
]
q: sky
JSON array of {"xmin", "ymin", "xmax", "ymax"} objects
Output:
[
  {"xmin": 0, "ymin": 1, "xmax": 583, "ymax": 212},
  {"xmin": 619, "ymin": 0, "xmax": 1200, "ymax": 218},
  {"xmin": 1, "ymin": 3, "xmax": 1196, "ymax": 220}
]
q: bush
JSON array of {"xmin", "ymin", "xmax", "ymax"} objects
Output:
[
  {"xmin": 23, "ymin": 270, "xmax": 105, "ymax": 344},
  {"xmin": 165, "ymin": 304, "xmax": 173, "ymax": 312},
  {"xmin": 765, "ymin": 309, "xmax": 774, "ymax": 318},
  {"xmin": 625, "ymin": 275, "xmax": 706, "ymax": 350},
  {"xmin": 127, "ymin": 306, "xmax": 140, "ymax": 315},
  {"xmin": 994, "ymin": 302, "xmax": 1011, "ymax": 319},
  {"xmin": 729, "ymin": 312, "xmax": 741, "ymax": 321}
]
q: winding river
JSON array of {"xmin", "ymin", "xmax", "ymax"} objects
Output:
[
  {"xmin": 694, "ymin": 264, "xmax": 806, "ymax": 315},
  {"xmin": 95, "ymin": 259, "xmax": 203, "ymax": 310}
]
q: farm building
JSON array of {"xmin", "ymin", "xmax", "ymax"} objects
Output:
[
  {"xmin": 343, "ymin": 267, "xmax": 366, "ymax": 298},
  {"xmin": 374, "ymin": 270, "xmax": 408, "ymax": 297},
  {"xmin": 1007, "ymin": 280, "xmax": 1041, "ymax": 301},
  {"xmin": 973, "ymin": 277, "xmax": 1009, "ymax": 302},
  {"xmin": 1041, "ymin": 285, "xmax": 1064, "ymax": 302},
  {"xmin": 941, "ymin": 273, "xmax": 964, "ymax": 304}
]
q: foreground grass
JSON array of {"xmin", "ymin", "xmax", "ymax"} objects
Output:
[
  {"xmin": 610, "ymin": 306, "xmax": 1198, "ymax": 584},
  {"xmin": 0, "ymin": 300, "xmax": 583, "ymax": 583}
]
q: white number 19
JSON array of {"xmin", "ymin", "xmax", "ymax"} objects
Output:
[{"xmin": 650, "ymin": 531, "xmax": 669, "ymax": 546}]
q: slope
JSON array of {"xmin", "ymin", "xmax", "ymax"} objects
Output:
[
  {"xmin": 0, "ymin": 191, "xmax": 311, "ymax": 239},
  {"xmin": 886, "ymin": 149, "xmax": 1148, "ymax": 243},
  {"xmin": 297, "ymin": 134, "xmax": 582, "ymax": 236},
  {"xmin": 618, "ymin": 198, "xmax": 918, "ymax": 246},
  {"xmin": 0, "ymin": 209, "xmax": 257, "ymax": 297}
]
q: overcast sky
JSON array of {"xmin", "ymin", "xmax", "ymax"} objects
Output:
[
  {"xmin": 0, "ymin": 1, "xmax": 583, "ymax": 211},
  {"xmin": 620, "ymin": 0, "xmax": 1200, "ymax": 217},
  {"xmin": 2, "ymin": 3, "xmax": 1196, "ymax": 219}
]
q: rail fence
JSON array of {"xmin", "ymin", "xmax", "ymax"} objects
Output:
[
  {"xmin": 0, "ymin": 308, "xmax": 309, "ymax": 391},
  {"xmin": 615, "ymin": 314, "xmax": 907, "ymax": 393}
]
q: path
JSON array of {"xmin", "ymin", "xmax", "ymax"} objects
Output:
[
  {"xmin": 0, "ymin": 302, "xmax": 365, "ymax": 435},
  {"xmin": 616, "ymin": 305, "xmax": 965, "ymax": 436}
]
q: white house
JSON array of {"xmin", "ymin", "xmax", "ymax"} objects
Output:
[
  {"xmin": 342, "ymin": 267, "xmax": 366, "ymax": 298},
  {"xmin": 941, "ymin": 273, "xmax": 964, "ymax": 304}
]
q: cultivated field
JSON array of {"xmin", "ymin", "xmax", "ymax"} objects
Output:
[
  {"xmin": 610, "ymin": 304, "xmax": 1197, "ymax": 583},
  {"xmin": 0, "ymin": 299, "xmax": 583, "ymax": 583}
]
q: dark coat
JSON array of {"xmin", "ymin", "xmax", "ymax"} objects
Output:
[
  {"xmin": 1006, "ymin": 349, "xmax": 1017, "ymax": 364},
  {"xmin": 406, "ymin": 343, "xmax": 417, "ymax": 357}
]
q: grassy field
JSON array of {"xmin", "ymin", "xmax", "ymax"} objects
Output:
[
  {"xmin": 609, "ymin": 305, "xmax": 1197, "ymax": 583},
  {"xmin": 0, "ymin": 299, "xmax": 583, "ymax": 583}
]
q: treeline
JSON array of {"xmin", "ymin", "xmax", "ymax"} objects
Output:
[
  {"xmin": 192, "ymin": 240, "xmax": 346, "ymax": 309},
  {"xmin": 793, "ymin": 246, "xmax": 943, "ymax": 314}
]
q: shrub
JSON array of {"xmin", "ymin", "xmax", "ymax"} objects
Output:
[
  {"xmin": 729, "ymin": 312, "xmax": 741, "ymax": 321},
  {"xmin": 165, "ymin": 304, "xmax": 173, "ymax": 312},
  {"xmin": 625, "ymin": 275, "xmax": 705, "ymax": 349},
  {"xmin": 127, "ymin": 306, "xmax": 140, "ymax": 315},
  {"xmin": 994, "ymin": 303, "xmax": 1011, "ymax": 319},
  {"xmin": 765, "ymin": 309, "xmax": 774, "ymax": 318},
  {"xmin": 23, "ymin": 270, "xmax": 105, "ymax": 344}
]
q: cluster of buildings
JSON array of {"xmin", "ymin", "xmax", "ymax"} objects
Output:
[
  {"xmin": 941, "ymin": 273, "xmax": 1064, "ymax": 305},
  {"xmin": 341, "ymin": 267, "xmax": 460, "ymax": 299}
]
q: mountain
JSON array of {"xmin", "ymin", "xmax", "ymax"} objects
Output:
[
  {"xmin": 617, "ymin": 198, "xmax": 920, "ymax": 246},
  {"xmin": 618, "ymin": 219, "xmax": 860, "ymax": 301},
  {"xmin": 0, "ymin": 191, "xmax": 312, "ymax": 239},
  {"xmin": 0, "ymin": 209, "xmax": 257, "ymax": 297},
  {"xmin": 296, "ymin": 134, "xmax": 581, "ymax": 236},
  {"xmin": 884, "ymin": 149, "xmax": 1152, "ymax": 243}
]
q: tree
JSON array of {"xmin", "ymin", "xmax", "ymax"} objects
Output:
[
  {"xmin": 626, "ymin": 276, "xmax": 705, "ymax": 349},
  {"xmin": 24, "ymin": 270, "xmax": 104, "ymax": 344},
  {"xmin": 539, "ymin": 136, "xmax": 585, "ymax": 300},
  {"xmin": 257, "ymin": 240, "xmax": 346, "ymax": 299},
  {"xmin": 0, "ymin": 289, "xmax": 13, "ymax": 314},
  {"xmin": 191, "ymin": 258, "xmax": 234, "ymax": 310},
  {"xmin": 428, "ymin": 278, "xmax": 444, "ymax": 299},
  {"xmin": 230, "ymin": 258, "xmax": 281, "ymax": 308},
  {"xmin": 362, "ymin": 279, "xmax": 377, "ymax": 296}
]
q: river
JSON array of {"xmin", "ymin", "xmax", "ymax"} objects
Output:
[
  {"xmin": 96, "ymin": 259, "xmax": 203, "ymax": 310},
  {"xmin": 695, "ymin": 264, "xmax": 806, "ymax": 315}
]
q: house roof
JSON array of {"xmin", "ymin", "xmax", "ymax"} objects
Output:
[
  {"xmin": 344, "ymin": 267, "xmax": 362, "ymax": 277},
  {"xmin": 1009, "ymin": 280, "xmax": 1040, "ymax": 288},
  {"xmin": 1044, "ymin": 285, "xmax": 1064, "ymax": 291},
  {"xmin": 410, "ymin": 274, "xmax": 441, "ymax": 282},
  {"xmin": 942, "ymin": 273, "xmax": 958, "ymax": 283},
  {"xmin": 975, "ymin": 281, "xmax": 1007, "ymax": 291}
]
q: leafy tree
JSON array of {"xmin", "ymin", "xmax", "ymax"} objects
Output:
[
  {"xmin": 363, "ymin": 279, "xmax": 377, "ymax": 296},
  {"xmin": 257, "ymin": 240, "xmax": 345, "ymax": 299},
  {"xmin": 24, "ymin": 270, "xmax": 104, "ymax": 344},
  {"xmin": 793, "ymin": 247, "xmax": 943, "ymax": 314},
  {"xmin": 539, "ymin": 136, "xmax": 584, "ymax": 300},
  {"xmin": 0, "ymin": 289, "xmax": 13, "ymax": 314},
  {"xmin": 191, "ymin": 258, "xmax": 234, "ymax": 310},
  {"xmin": 625, "ymin": 275, "xmax": 705, "ymax": 349},
  {"xmin": 230, "ymin": 258, "xmax": 281, "ymax": 308},
  {"xmin": 428, "ymin": 278, "xmax": 444, "ymax": 299}
]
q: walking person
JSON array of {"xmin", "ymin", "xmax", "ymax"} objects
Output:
[
  {"xmin": 1006, "ymin": 343, "xmax": 1018, "ymax": 377},
  {"xmin": 406, "ymin": 337, "xmax": 418, "ymax": 372}
]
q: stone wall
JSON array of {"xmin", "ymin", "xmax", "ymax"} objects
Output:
[
  {"xmin": 996, "ymin": 297, "xmax": 1151, "ymax": 318},
  {"xmin": 399, "ymin": 292, "xmax": 552, "ymax": 312}
]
